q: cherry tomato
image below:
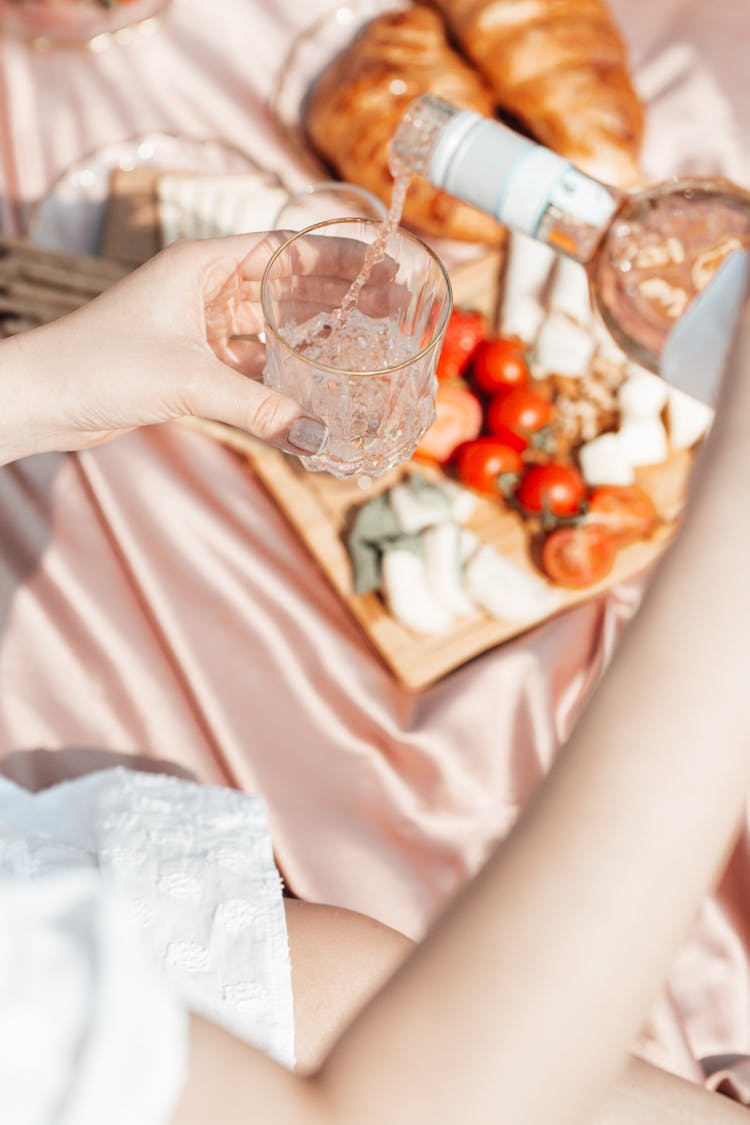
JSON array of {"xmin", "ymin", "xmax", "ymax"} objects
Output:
[
  {"xmin": 517, "ymin": 463, "xmax": 587, "ymax": 518},
  {"xmin": 541, "ymin": 525, "xmax": 616, "ymax": 589},
  {"xmin": 470, "ymin": 336, "xmax": 530, "ymax": 396},
  {"xmin": 413, "ymin": 383, "xmax": 483, "ymax": 464},
  {"xmin": 435, "ymin": 309, "xmax": 487, "ymax": 380},
  {"xmin": 485, "ymin": 388, "xmax": 553, "ymax": 452},
  {"xmin": 586, "ymin": 485, "xmax": 658, "ymax": 548},
  {"xmin": 455, "ymin": 438, "xmax": 523, "ymax": 496}
]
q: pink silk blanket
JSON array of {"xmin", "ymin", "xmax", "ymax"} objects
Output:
[{"xmin": 1, "ymin": 0, "xmax": 750, "ymax": 1094}]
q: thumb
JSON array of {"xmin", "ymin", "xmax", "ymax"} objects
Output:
[{"xmin": 181, "ymin": 354, "xmax": 328, "ymax": 456}]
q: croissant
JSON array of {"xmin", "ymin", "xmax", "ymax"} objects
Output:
[
  {"xmin": 430, "ymin": 0, "xmax": 644, "ymax": 186},
  {"xmin": 305, "ymin": 6, "xmax": 505, "ymax": 245}
]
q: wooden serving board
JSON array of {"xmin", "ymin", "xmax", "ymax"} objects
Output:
[{"xmin": 184, "ymin": 413, "xmax": 692, "ymax": 692}]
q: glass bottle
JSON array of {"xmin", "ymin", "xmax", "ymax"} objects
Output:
[{"xmin": 390, "ymin": 95, "xmax": 750, "ymax": 374}]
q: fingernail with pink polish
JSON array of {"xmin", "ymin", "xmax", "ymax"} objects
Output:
[{"xmin": 287, "ymin": 416, "xmax": 328, "ymax": 454}]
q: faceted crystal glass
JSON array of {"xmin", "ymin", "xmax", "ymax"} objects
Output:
[{"xmin": 261, "ymin": 218, "xmax": 452, "ymax": 478}]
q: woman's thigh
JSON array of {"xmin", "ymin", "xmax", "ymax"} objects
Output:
[{"xmin": 284, "ymin": 899, "xmax": 412, "ymax": 1073}]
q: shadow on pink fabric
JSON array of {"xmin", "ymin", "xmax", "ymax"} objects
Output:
[{"xmin": 1, "ymin": 0, "xmax": 750, "ymax": 1100}]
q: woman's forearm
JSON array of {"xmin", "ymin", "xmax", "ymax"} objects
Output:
[
  {"xmin": 311, "ymin": 309, "xmax": 750, "ymax": 1124},
  {"xmin": 0, "ymin": 333, "xmax": 49, "ymax": 465}
]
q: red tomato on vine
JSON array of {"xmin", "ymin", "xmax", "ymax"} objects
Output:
[
  {"xmin": 517, "ymin": 463, "xmax": 587, "ymax": 518},
  {"xmin": 470, "ymin": 336, "xmax": 530, "ymax": 396},
  {"xmin": 542, "ymin": 526, "xmax": 616, "ymax": 588},
  {"xmin": 486, "ymin": 388, "xmax": 553, "ymax": 452},
  {"xmin": 455, "ymin": 438, "xmax": 523, "ymax": 495}
]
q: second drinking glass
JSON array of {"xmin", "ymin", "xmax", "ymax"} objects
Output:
[{"xmin": 273, "ymin": 181, "xmax": 387, "ymax": 231}]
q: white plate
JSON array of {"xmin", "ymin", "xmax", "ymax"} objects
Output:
[
  {"xmin": 28, "ymin": 132, "xmax": 271, "ymax": 255},
  {"xmin": 269, "ymin": 0, "xmax": 409, "ymax": 178}
]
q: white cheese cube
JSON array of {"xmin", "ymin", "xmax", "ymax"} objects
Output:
[
  {"xmin": 617, "ymin": 417, "xmax": 669, "ymax": 466},
  {"xmin": 665, "ymin": 387, "xmax": 714, "ymax": 449},
  {"xmin": 500, "ymin": 292, "xmax": 546, "ymax": 343},
  {"xmin": 533, "ymin": 312, "xmax": 597, "ymax": 378},
  {"xmin": 593, "ymin": 317, "xmax": 628, "ymax": 363},
  {"xmin": 618, "ymin": 367, "xmax": 669, "ymax": 418},
  {"xmin": 503, "ymin": 232, "xmax": 556, "ymax": 297},
  {"xmin": 578, "ymin": 433, "xmax": 635, "ymax": 485},
  {"xmin": 549, "ymin": 258, "xmax": 593, "ymax": 325}
]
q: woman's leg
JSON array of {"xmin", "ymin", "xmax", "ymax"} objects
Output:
[
  {"xmin": 591, "ymin": 1056, "xmax": 750, "ymax": 1124},
  {"xmin": 284, "ymin": 902, "xmax": 750, "ymax": 1119},
  {"xmin": 284, "ymin": 899, "xmax": 413, "ymax": 1073},
  {"xmin": 174, "ymin": 1011, "xmax": 750, "ymax": 1125}
]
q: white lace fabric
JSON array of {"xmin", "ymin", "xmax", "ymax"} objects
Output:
[{"xmin": 0, "ymin": 767, "xmax": 295, "ymax": 1124}]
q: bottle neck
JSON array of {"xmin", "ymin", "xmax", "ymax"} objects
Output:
[{"xmin": 391, "ymin": 96, "xmax": 623, "ymax": 264}]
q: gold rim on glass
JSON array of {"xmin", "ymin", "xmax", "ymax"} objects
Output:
[{"xmin": 260, "ymin": 217, "xmax": 453, "ymax": 378}]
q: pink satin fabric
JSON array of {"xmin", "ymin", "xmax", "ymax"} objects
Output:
[{"xmin": 1, "ymin": 0, "xmax": 749, "ymax": 1096}]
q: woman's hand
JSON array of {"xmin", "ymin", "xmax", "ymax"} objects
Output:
[{"xmin": 0, "ymin": 232, "xmax": 348, "ymax": 464}]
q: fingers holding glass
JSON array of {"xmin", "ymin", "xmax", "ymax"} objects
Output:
[{"xmin": 260, "ymin": 218, "xmax": 452, "ymax": 478}]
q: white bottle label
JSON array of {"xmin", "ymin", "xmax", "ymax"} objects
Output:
[
  {"xmin": 431, "ymin": 112, "xmax": 616, "ymax": 238},
  {"xmin": 548, "ymin": 169, "xmax": 618, "ymax": 230},
  {"xmin": 499, "ymin": 147, "xmax": 573, "ymax": 234}
]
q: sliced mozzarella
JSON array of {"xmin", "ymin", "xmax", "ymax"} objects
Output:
[
  {"xmin": 617, "ymin": 417, "xmax": 669, "ymax": 466},
  {"xmin": 464, "ymin": 544, "xmax": 561, "ymax": 625},
  {"xmin": 548, "ymin": 258, "xmax": 593, "ymax": 326},
  {"xmin": 459, "ymin": 528, "xmax": 481, "ymax": 563},
  {"xmin": 665, "ymin": 387, "xmax": 714, "ymax": 449},
  {"xmin": 389, "ymin": 479, "xmax": 451, "ymax": 533},
  {"xmin": 578, "ymin": 433, "xmax": 635, "ymax": 485},
  {"xmin": 381, "ymin": 548, "xmax": 455, "ymax": 636},
  {"xmin": 440, "ymin": 478, "xmax": 478, "ymax": 525},
  {"xmin": 618, "ymin": 367, "xmax": 669, "ymax": 418},
  {"xmin": 533, "ymin": 312, "xmax": 597, "ymax": 378},
  {"xmin": 423, "ymin": 524, "xmax": 478, "ymax": 620}
]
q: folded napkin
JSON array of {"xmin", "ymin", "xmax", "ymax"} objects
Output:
[{"xmin": 157, "ymin": 173, "xmax": 289, "ymax": 243}]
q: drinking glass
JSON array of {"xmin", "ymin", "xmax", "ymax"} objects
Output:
[
  {"xmin": 0, "ymin": 0, "xmax": 170, "ymax": 49},
  {"xmin": 273, "ymin": 181, "xmax": 387, "ymax": 231},
  {"xmin": 261, "ymin": 218, "xmax": 452, "ymax": 478}
]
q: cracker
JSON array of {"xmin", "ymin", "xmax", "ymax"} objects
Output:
[{"xmin": 100, "ymin": 165, "xmax": 169, "ymax": 265}]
